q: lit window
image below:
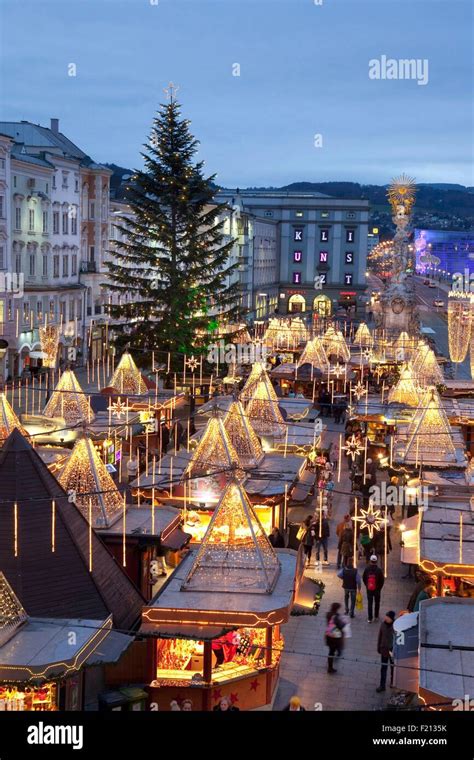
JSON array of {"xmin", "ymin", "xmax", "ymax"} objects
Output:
[{"xmin": 295, "ymin": 210, "xmax": 304, "ymax": 218}]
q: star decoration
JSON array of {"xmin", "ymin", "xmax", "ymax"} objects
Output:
[
  {"xmin": 186, "ymin": 355, "xmax": 199, "ymax": 372},
  {"xmin": 363, "ymin": 348, "xmax": 373, "ymax": 361},
  {"xmin": 230, "ymin": 693, "xmax": 239, "ymax": 704},
  {"xmin": 250, "ymin": 679, "xmax": 260, "ymax": 692},
  {"xmin": 332, "ymin": 363, "xmax": 344, "ymax": 379},
  {"xmin": 342, "ymin": 434, "xmax": 364, "ymax": 462},
  {"xmin": 107, "ymin": 397, "xmax": 128, "ymax": 419},
  {"xmin": 352, "ymin": 381, "xmax": 367, "ymax": 401},
  {"xmin": 352, "ymin": 502, "xmax": 385, "ymax": 539},
  {"xmin": 212, "ymin": 688, "xmax": 222, "ymax": 701}
]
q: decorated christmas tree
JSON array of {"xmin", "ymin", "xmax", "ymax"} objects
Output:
[
  {"xmin": 0, "ymin": 393, "xmax": 29, "ymax": 442},
  {"xmin": 224, "ymin": 400, "xmax": 264, "ymax": 468},
  {"xmin": 181, "ymin": 479, "xmax": 280, "ymax": 594},
  {"xmin": 43, "ymin": 370, "xmax": 95, "ymax": 425},
  {"xmin": 59, "ymin": 437, "xmax": 123, "ymax": 528},
  {"xmin": 109, "ymin": 351, "xmax": 147, "ymax": 395},
  {"xmin": 105, "ymin": 89, "xmax": 240, "ymax": 357},
  {"xmin": 245, "ymin": 373, "xmax": 286, "ymax": 437}
]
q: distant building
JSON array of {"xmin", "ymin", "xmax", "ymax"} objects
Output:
[
  {"xmin": 415, "ymin": 227, "xmax": 474, "ymax": 278},
  {"xmin": 216, "ymin": 190, "xmax": 369, "ymax": 318},
  {"xmin": 367, "ymin": 226, "xmax": 380, "ymax": 253}
]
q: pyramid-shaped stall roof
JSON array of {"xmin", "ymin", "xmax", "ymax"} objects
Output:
[
  {"xmin": 240, "ymin": 362, "xmax": 268, "ymax": 401},
  {"xmin": 59, "ymin": 437, "xmax": 123, "ymax": 528},
  {"xmin": 403, "ymin": 387, "xmax": 456, "ymax": 463},
  {"xmin": 412, "ymin": 343, "xmax": 444, "ymax": 386},
  {"xmin": 245, "ymin": 374, "xmax": 286, "ymax": 437},
  {"xmin": 185, "ymin": 413, "xmax": 243, "ymax": 478},
  {"xmin": 0, "ymin": 571, "xmax": 27, "ymax": 647},
  {"xmin": 181, "ymin": 480, "xmax": 280, "ymax": 594},
  {"xmin": 0, "ymin": 393, "xmax": 30, "ymax": 443},
  {"xmin": 388, "ymin": 363, "xmax": 421, "ymax": 407},
  {"xmin": 223, "ymin": 400, "xmax": 264, "ymax": 468},
  {"xmin": 0, "ymin": 429, "xmax": 144, "ymax": 629},
  {"xmin": 297, "ymin": 336, "xmax": 329, "ymax": 371},
  {"xmin": 353, "ymin": 322, "xmax": 373, "ymax": 347},
  {"xmin": 42, "ymin": 369, "xmax": 95, "ymax": 424},
  {"xmin": 109, "ymin": 352, "xmax": 147, "ymax": 395}
]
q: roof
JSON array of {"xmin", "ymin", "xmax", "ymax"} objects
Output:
[
  {"xmin": 0, "ymin": 122, "xmax": 87, "ymax": 160},
  {"xmin": 10, "ymin": 147, "xmax": 55, "ymax": 170},
  {"xmin": 0, "ymin": 429, "xmax": 145, "ymax": 630}
]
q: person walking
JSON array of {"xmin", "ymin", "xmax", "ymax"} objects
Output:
[
  {"xmin": 336, "ymin": 514, "xmax": 351, "ymax": 569},
  {"xmin": 376, "ymin": 611, "xmax": 396, "ymax": 692},
  {"xmin": 337, "ymin": 559, "xmax": 362, "ymax": 618},
  {"xmin": 324, "ymin": 602, "xmax": 345, "ymax": 673},
  {"xmin": 339, "ymin": 525, "xmax": 354, "ymax": 568},
  {"xmin": 282, "ymin": 696, "xmax": 306, "ymax": 711},
  {"xmin": 363, "ymin": 555, "xmax": 385, "ymax": 623},
  {"xmin": 300, "ymin": 516, "xmax": 316, "ymax": 566},
  {"xmin": 314, "ymin": 514, "xmax": 330, "ymax": 565}
]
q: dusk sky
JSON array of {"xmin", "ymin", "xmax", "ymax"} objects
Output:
[{"xmin": 1, "ymin": 0, "xmax": 472, "ymax": 187}]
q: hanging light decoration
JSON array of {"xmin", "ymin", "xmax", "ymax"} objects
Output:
[
  {"xmin": 447, "ymin": 296, "xmax": 471, "ymax": 364},
  {"xmin": 39, "ymin": 325, "xmax": 60, "ymax": 369},
  {"xmin": 297, "ymin": 337, "xmax": 329, "ymax": 371},
  {"xmin": 388, "ymin": 363, "xmax": 421, "ymax": 407},
  {"xmin": 43, "ymin": 369, "xmax": 95, "ymax": 424},
  {"xmin": 109, "ymin": 351, "xmax": 147, "ymax": 395},
  {"xmin": 353, "ymin": 322, "xmax": 373, "ymax": 348},
  {"xmin": 411, "ymin": 342, "xmax": 443, "ymax": 386}
]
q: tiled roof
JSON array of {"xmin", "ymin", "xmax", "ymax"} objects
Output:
[{"xmin": 0, "ymin": 429, "xmax": 145, "ymax": 630}]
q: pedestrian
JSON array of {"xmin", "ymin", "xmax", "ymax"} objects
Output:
[
  {"xmin": 181, "ymin": 699, "xmax": 193, "ymax": 711},
  {"xmin": 160, "ymin": 422, "xmax": 170, "ymax": 455},
  {"xmin": 213, "ymin": 697, "xmax": 239, "ymax": 712},
  {"xmin": 336, "ymin": 514, "xmax": 351, "ymax": 569},
  {"xmin": 376, "ymin": 611, "xmax": 396, "ymax": 692},
  {"xmin": 170, "ymin": 700, "xmax": 181, "ymax": 711},
  {"xmin": 325, "ymin": 602, "xmax": 345, "ymax": 673},
  {"xmin": 314, "ymin": 514, "xmax": 330, "ymax": 564},
  {"xmin": 363, "ymin": 555, "xmax": 385, "ymax": 623},
  {"xmin": 300, "ymin": 516, "xmax": 316, "ymax": 566},
  {"xmin": 126, "ymin": 453, "xmax": 138, "ymax": 484},
  {"xmin": 413, "ymin": 579, "xmax": 434, "ymax": 611},
  {"xmin": 269, "ymin": 526, "xmax": 285, "ymax": 548},
  {"xmin": 337, "ymin": 559, "xmax": 362, "ymax": 618},
  {"xmin": 282, "ymin": 696, "xmax": 306, "ymax": 711},
  {"xmin": 407, "ymin": 575, "xmax": 431, "ymax": 612}
]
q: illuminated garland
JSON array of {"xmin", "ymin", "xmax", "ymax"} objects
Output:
[
  {"xmin": 39, "ymin": 325, "xmax": 60, "ymax": 369},
  {"xmin": 43, "ymin": 370, "xmax": 95, "ymax": 424},
  {"xmin": 59, "ymin": 437, "xmax": 123, "ymax": 528},
  {"xmin": 224, "ymin": 400, "xmax": 264, "ymax": 467},
  {"xmin": 109, "ymin": 352, "xmax": 147, "ymax": 395},
  {"xmin": 448, "ymin": 298, "xmax": 471, "ymax": 364},
  {"xmin": 181, "ymin": 480, "xmax": 280, "ymax": 594}
]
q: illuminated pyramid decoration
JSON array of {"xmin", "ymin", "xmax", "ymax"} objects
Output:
[
  {"xmin": 43, "ymin": 369, "xmax": 95, "ymax": 425},
  {"xmin": 388, "ymin": 363, "xmax": 421, "ymax": 407},
  {"xmin": 240, "ymin": 361, "xmax": 268, "ymax": 401},
  {"xmin": 224, "ymin": 400, "xmax": 264, "ymax": 468},
  {"xmin": 297, "ymin": 337, "xmax": 329, "ymax": 371},
  {"xmin": 232, "ymin": 327, "xmax": 252, "ymax": 344},
  {"xmin": 0, "ymin": 393, "xmax": 30, "ymax": 442},
  {"xmin": 353, "ymin": 322, "xmax": 373, "ymax": 347},
  {"xmin": 185, "ymin": 412, "xmax": 243, "ymax": 478},
  {"xmin": 393, "ymin": 331, "xmax": 414, "ymax": 360},
  {"xmin": 59, "ymin": 437, "xmax": 123, "ymax": 528},
  {"xmin": 245, "ymin": 373, "xmax": 286, "ymax": 437},
  {"xmin": 181, "ymin": 480, "xmax": 280, "ymax": 594},
  {"xmin": 323, "ymin": 328, "xmax": 351, "ymax": 362},
  {"xmin": 109, "ymin": 351, "xmax": 147, "ymax": 395},
  {"xmin": 0, "ymin": 572, "xmax": 27, "ymax": 647},
  {"xmin": 412, "ymin": 343, "xmax": 443, "ymax": 386},
  {"xmin": 403, "ymin": 386, "xmax": 456, "ymax": 464},
  {"xmin": 289, "ymin": 317, "xmax": 308, "ymax": 346}
]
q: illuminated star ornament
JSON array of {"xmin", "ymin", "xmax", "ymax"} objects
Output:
[
  {"xmin": 352, "ymin": 381, "xmax": 367, "ymax": 401},
  {"xmin": 107, "ymin": 397, "xmax": 128, "ymax": 420},
  {"xmin": 332, "ymin": 363, "xmax": 344, "ymax": 379},
  {"xmin": 342, "ymin": 434, "xmax": 364, "ymax": 462},
  {"xmin": 352, "ymin": 502, "xmax": 385, "ymax": 539},
  {"xmin": 186, "ymin": 355, "xmax": 199, "ymax": 372},
  {"xmin": 362, "ymin": 347, "xmax": 373, "ymax": 362}
]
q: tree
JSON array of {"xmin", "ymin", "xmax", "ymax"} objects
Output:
[{"xmin": 105, "ymin": 91, "xmax": 240, "ymax": 361}]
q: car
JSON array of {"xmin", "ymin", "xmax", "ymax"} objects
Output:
[
  {"xmin": 423, "ymin": 279, "xmax": 430, "ymax": 285},
  {"xmin": 433, "ymin": 299, "xmax": 444, "ymax": 307},
  {"xmin": 428, "ymin": 282, "xmax": 437, "ymax": 288}
]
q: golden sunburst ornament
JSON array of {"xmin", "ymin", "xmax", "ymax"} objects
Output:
[
  {"xmin": 108, "ymin": 397, "xmax": 129, "ymax": 419},
  {"xmin": 352, "ymin": 381, "xmax": 367, "ymax": 401},
  {"xmin": 352, "ymin": 502, "xmax": 385, "ymax": 539},
  {"xmin": 342, "ymin": 434, "xmax": 364, "ymax": 462},
  {"xmin": 332, "ymin": 363, "xmax": 344, "ymax": 379},
  {"xmin": 363, "ymin": 347, "xmax": 373, "ymax": 361},
  {"xmin": 186, "ymin": 355, "xmax": 199, "ymax": 372},
  {"xmin": 387, "ymin": 174, "xmax": 417, "ymax": 215}
]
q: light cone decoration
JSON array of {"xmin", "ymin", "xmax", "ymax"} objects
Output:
[
  {"xmin": 470, "ymin": 332, "xmax": 474, "ymax": 381},
  {"xmin": 411, "ymin": 343, "xmax": 443, "ymax": 386},
  {"xmin": 297, "ymin": 337, "xmax": 329, "ymax": 371},
  {"xmin": 393, "ymin": 331, "xmax": 413, "ymax": 361},
  {"xmin": 0, "ymin": 393, "xmax": 30, "ymax": 441},
  {"xmin": 185, "ymin": 413, "xmax": 243, "ymax": 478},
  {"xmin": 323, "ymin": 328, "xmax": 350, "ymax": 362},
  {"xmin": 232, "ymin": 327, "xmax": 252, "ymax": 344},
  {"xmin": 289, "ymin": 317, "xmax": 309, "ymax": 346},
  {"xmin": 224, "ymin": 400, "xmax": 264, "ymax": 468},
  {"xmin": 43, "ymin": 369, "xmax": 95, "ymax": 424},
  {"xmin": 0, "ymin": 572, "xmax": 27, "ymax": 647},
  {"xmin": 448, "ymin": 298, "xmax": 471, "ymax": 364},
  {"xmin": 240, "ymin": 362, "xmax": 267, "ymax": 401},
  {"xmin": 353, "ymin": 322, "xmax": 374, "ymax": 348},
  {"xmin": 59, "ymin": 437, "xmax": 123, "ymax": 528},
  {"xmin": 39, "ymin": 324, "xmax": 60, "ymax": 369},
  {"xmin": 109, "ymin": 352, "xmax": 147, "ymax": 395},
  {"xmin": 403, "ymin": 386, "xmax": 456, "ymax": 464},
  {"xmin": 388, "ymin": 363, "xmax": 421, "ymax": 407},
  {"xmin": 245, "ymin": 374, "xmax": 286, "ymax": 437},
  {"xmin": 181, "ymin": 479, "xmax": 280, "ymax": 594}
]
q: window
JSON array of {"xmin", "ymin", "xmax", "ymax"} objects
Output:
[
  {"xmin": 15, "ymin": 207, "xmax": 21, "ymax": 230},
  {"xmin": 46, "ymin": 183, "xmax": 49, "ymax": 194},
  {"xmin": 294, "ymin": 228, "xmax": 303, "ymax": 242},
  {"xmin": 0, "ymin": 246, "xmax": 4, "ymax": 269},
  {"xmin": 295, "ymin": 210, "xmax": 304, "ymax": 218},
  {"xmin": 75, "ymin": 178, "xmax": 79, "ymax": 192},
  {"xmin": 62, "ymin": 212, "xmax": 68, "ymax": 235},
  {"xmin": 28, "ymin": 209, "xmax": 34, "ymax": 231},
  {"xmin": 15, "ymin": 254, "xmax": 21, "ymax": 274},
  {"xmin": 292, "ymin": 272, "xmax": 302, "ymax": 284},
  {"xmin": 53, "ymin": 255, "xmax": 59, "ymax": 277},
  {"xmin": 42, "ymin": 211, "xmax": 48, "ymax": 233},
  {"xmin": 264, "ymin": 210, "xmax": 273, "ymax": 218},
  {"xmin": 346, "ymin": 212, "xmax": 356, "ymax": 220},
  {"xmin": 71, "ymin": 215, "xmax": 77, "ymax": 235},
  {"xmin": 346, "ymin": 229, "xmax": 355, "ymax": 243},
  {"xmin": 8, "ymin": 299, "xmax": 12, "ymax": 321},
  {"xmin": 42, "ymin": 255, "xmax": 48, "ymax": 277},
  {"xmin": 293, "ymin": 251, "xmax": 302, "ymax": 263},
  {"xmin": 321, "ymin": 211, "xmax": 329, "ymax": 219},
  {"xmin": 344, "ymin": 273, "xmax": 353, "ymax": 285},
  {"xmin": 345, "ymin": 251, "xmax": 354, "ymax": 264},
  {"xmin": 23, "ymin": 301, "xmax": 30, "ymax": 324},
  {"xmin": 320, "ymin": 229, "xmax": 329, "ymax": 242},
  {"xmin": 13, "ymin": 176, "xmax": 17, "ymax": 188},
  {"xmin": 49, "ymin": 300, "xmax": 55, "ymax": 320},
  {"xmin": 69, "ymin": 300, "xmax": 75, "ymax": 320},
  {"xmin": 52, "ymin": 175, "xmax": 56, "ymax": 190},
  {"xmin": 90, "ymin": 202, "xmax": 95, "ymax": 220},
  {"xmin": 29, "ymin": 255, "xmax": 35, "ymax": 277},
  {"xmin": 53, "ymin": 212, "xmax": 59, "ymax": 234},
  {"xmin": 319, "ymin": 251, "xmax": 329, "ymax": 263},
  {"xmin": 77, "ymin": 298, "xmax": 82, "ymax": 320},
  {"xmin": 0, "ymin": 196, "xmax": 4, "ymax": 218},
  {"xmin": 89, "ymin": 246, "xmax": 95, "ymax": 262},
  {"xmin": 37, "ymin": 300, "xmax": 42, "ymax": 322},
  {"xmin": 71, "ymin": 254, "xmax": 77, "ymax": 276},
  {"xmin": 62, "ymin": 173, "xmax": 68, "ymax": 189},
  {"xmin": 59, "ymin": 302, "xmax": 66, "ymax": 322},
  {"xmin": 0, "ymin": 158, "xmax": 5, "ymax": 171},
  {"xmin": 62, "ymin": 256, "xmax": 69, "ymax": 277}
]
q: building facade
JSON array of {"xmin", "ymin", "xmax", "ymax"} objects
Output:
[{"xmin": 216, "ymin": 190, "xmax": 369, "ymax": 318}]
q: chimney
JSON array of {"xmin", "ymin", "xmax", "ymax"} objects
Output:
[{"xmin": 50, "ymin": 118, "xmax": 59, "ymax": 134}]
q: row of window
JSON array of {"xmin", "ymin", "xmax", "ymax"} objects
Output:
[
  {"xmin": 12, "ymin": 175, "xmax": 79, "ymax": 192},
  {"xmin": 293, "ymin": 228, "xmax": 356, "ymax": 243},
  {"xmin": 293, "ymin": 250, "xmax": 355, "ymax": 264},
  {"xmin": 12, "ymin": 253, "xmax": 78, "ymax": 278},
  {"xmin": 264, "ymin": 210, "xmax": 357, "ymax": 221},
  {"xmin": 20, "ymin": 298, "xmax": 83, "ymax": 325},
  {"xmin": 292, "ymin": 272, "xmax": 354, "ymax": 286},
  {"xmin": 13, "ymin": 208, "xmax": 78, "ymax": 235}
]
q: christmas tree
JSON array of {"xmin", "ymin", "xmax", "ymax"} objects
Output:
[{"xmin": 105, "ymin": 88, "xmax": 240, "ymax": 358}]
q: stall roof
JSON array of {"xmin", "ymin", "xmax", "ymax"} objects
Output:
[
  {"xmin": 244, "ymin": 453, "xmax": 304, "ymax": 496},
  {"xmin": 419, "ymin": 597, "xmax": 474, "ymax": 701},
  {"xmin": 420, "ymin": 503, "xmax": 474, "ymax": 570},
  {"xmin": 139, "ymin": 622, "xmax": 230, "ymax": 640},
  {"xmin": 98, "ymin": 505, "xmax": 182, "ymax": 540}
]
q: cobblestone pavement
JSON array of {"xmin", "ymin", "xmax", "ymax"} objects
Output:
[{"xmin": 274, "ymin": 422, "xmax": 416, "ymax": 711}]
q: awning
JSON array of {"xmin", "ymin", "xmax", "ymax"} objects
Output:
[
  {"xmin": 139, "ymin": 622, "xmax": 231, "ymax": 640},
  {"xmin": 85, "ymin": 630, "xmax": 134, "ymax": 666},
  {"xmin": 162, "ymin": 527, "xmax": 192, "ymax": 551},
  {"xmin": 29, "ymin": 351, "xmax": 47, "ymax": 359}
]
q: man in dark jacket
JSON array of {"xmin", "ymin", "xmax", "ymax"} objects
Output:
[
  {"xmin": 314, "ymin": 515, "xmax": 330, "ymax": 564},
  {"xmin": 337, "ymin": 559, "xmax": 361, "ymax": 617},
  {"xmin": 376, "ymin": 611, "xmax": 395, "ymax": 692},
  {"xmin": 362, "ymin": 555, "xmax": 385, "ymax": 622}
]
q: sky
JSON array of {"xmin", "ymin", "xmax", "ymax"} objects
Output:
[{"xmin": 0, "ymin": 0, "xmax": 473, "ymax": 187}]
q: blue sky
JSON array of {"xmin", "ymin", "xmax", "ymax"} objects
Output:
[{"xmin": 0, "ymin": 0, "xmax": 472, "ymax": 186}]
